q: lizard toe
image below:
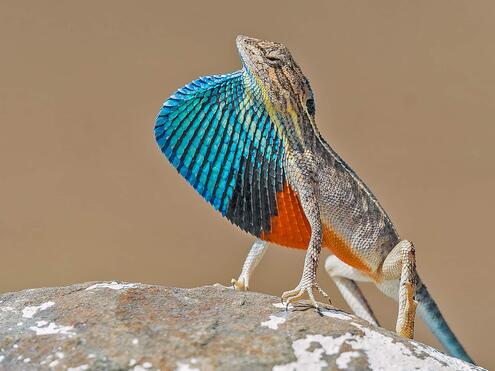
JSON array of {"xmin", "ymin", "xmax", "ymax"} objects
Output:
[
  {"xmin": 281, "ymin": 281, "xmax": 330, "ymax": 309},
  {"xmin": 231, "ymin": 277, "xmax": 248, "ymax": 291}
]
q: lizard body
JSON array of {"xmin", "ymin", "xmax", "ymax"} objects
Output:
[{"xmin": 154, "ymin": 35, "xmax": 474, "ymax": 364}]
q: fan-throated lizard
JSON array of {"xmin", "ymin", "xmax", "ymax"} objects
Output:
[{"xmin": 154, "ymin": 35, "xmax": 474, "ymax": 364}]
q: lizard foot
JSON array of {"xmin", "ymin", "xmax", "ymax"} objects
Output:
[
  {"xmin": 231, "ymin": 277, "xmax": 249, "ymax": 291},
  {"xmin": 281, "ymin": 281, "xmax": 330, "ymax": 309}
]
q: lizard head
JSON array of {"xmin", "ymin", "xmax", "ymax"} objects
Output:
[{"xmin": 236, "ymin": 35, "xmax": 316, "ymax": 121}]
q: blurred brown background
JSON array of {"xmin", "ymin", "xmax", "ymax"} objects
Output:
[{"xmin": 1, "ymin": 1, "xmax": 493, "ymax": 367}]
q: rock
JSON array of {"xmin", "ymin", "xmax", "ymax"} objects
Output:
[{"xmin": 0, "ymin": 282, "xmax": 484, "ymax": 371}]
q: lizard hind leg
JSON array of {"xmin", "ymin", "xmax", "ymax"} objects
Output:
[
  {"xmin": 231, "ymin": 239, "xmax": 268, "ymax": 291},
  {"xmin": 379, "ymin": 239, "xmax": 418, "ymax": 339},
  {"xmin": 324, "ymin": 255, "xmax": 379, "ymax": 325}
]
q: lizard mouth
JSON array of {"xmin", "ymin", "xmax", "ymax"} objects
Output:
[
  {"xmin": 236, "ymin": 35, "xmax": 287, "ymax": 65},
  {"xmin": 235, "ymin": 35, "xmax": 262, "ymax": 73},
  {"xmin": 235, "ymin": 35, "xmax": 260, "ymax": 59},
  {"xmin": 235, "ymin": 35, "xmax": 260, "ymax": 48}
]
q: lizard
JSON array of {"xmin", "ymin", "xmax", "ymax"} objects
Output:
[{"xmin": 154, "ymin": 35, "xmax": 474, "ymax": 364}]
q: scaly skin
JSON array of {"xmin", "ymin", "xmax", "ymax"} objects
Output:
[
  {"xmin": 154, "ymin": 35, "xmax": 474, "ymax": 364},
  {"xmin": 235, "ymin": 34, "xmax": 404, "ymax": 311}
]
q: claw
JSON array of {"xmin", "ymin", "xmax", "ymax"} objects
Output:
[
  {"xmin": 231, "ymin": 278, "xmax": 248, "ymax": 291},
  {"xmin": 315, "ymin": 283, "xmax": 332, "ymax": 305},
  {"xmin": 308, "ymin": 289, "xmax": 319, "ymax": 309},
  {"xmin": 280, "ymin": 281, "xmax": 331, "ymax": 309},
  {"xmin": 281, "ymin": 286, "xmax": 309, "ymax": 307}
]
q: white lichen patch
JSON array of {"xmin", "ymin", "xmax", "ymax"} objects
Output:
[
  {"xmin": 261, "ymin": 303, "xmax": 294, "ymax": 330},
  {"xmin": 40, "ymin": 354, "xmax": 52, "ymax": 365},
  {"xmin": 127, "ymin": 361, "xmax": 156, "ymax": 371},
  {"xmin": 22, "ymin": 301, "xmax": 55, "ymax": 318},
  {"xmin": 280, "ymin": 321, "xmax": 481, "ymax": 371},
  {"xmin": 273, "ymin": 333, "xmax": 355, "ymax": 371},
  {"xmin": 0, "ymin": 306, "xmax": 14, "ymax": 312},
  {"xmin": 273, "ymin": 320, "xmax": 483, "ymax": 371},
  {"xmin": 29, "ymin": 322, "xmax": 75, "ymax": 336},
  {"xmin": 319, "ymin": 308, "xmax": 353, "ymax": 322},
  {"xmin": 49, "ymin": 359, "xmax": 59, "ymax": 368},
  {"xmin": 347, "ymin": 322, "xmax": 484, "ymax": 371},
  {"xmin": 335, "ymin": 351, "xmax": 360, "ymax": 369},
  {"xmin": 176, "ymin": 358, "xmax": 200, "ymax": 371},
  {"xmin": 85, "ymin": 282, "xmax": 137, "ymax": 291},
  {"xmin": 263, "ymin": 303, "xmax": 353, "ymax": 331},
  {"xmin": 272, "ymin": 302, "xmax": 294, "ymax": 310},
  {"xmin": 262, "ymin": 314, "xmax": 287, "ymax": 330},
  {"xmin": 67, "ymin": 365, "xmax": 89, "ymax": 371}
]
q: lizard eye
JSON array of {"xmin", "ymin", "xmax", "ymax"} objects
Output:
[
  {"xmin": 306, "ymin": 98, "xmax": 315, "ymax": 116},
  {"xmin": 264, "ymin": 50, "xmax": 282, "ymax": 65}
]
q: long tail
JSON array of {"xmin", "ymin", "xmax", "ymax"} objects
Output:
[{"xmin": 415, "ymin": 279, "xmax": 475, "ymax": 364}]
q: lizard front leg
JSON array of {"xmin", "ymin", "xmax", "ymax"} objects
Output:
[
  {"xmin": 281, "ymin": 178, "xmax": 329, "ymax": 308},
  {"xmin": 281, "ymin": 225, "xmax": 326, "ymax": 307},
  {"xmin": 231, "ymin": 239, "xmax": 268, "ymax": 291}
]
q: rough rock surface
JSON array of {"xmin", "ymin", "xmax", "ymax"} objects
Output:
[{"xmin": 0, "ymin": 282, "xmax": 484, "ymax": 371}]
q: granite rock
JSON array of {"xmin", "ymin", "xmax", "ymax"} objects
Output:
[{"xmin": 0, "ymin": 282, "xmax": 484, "ymax": 371}]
